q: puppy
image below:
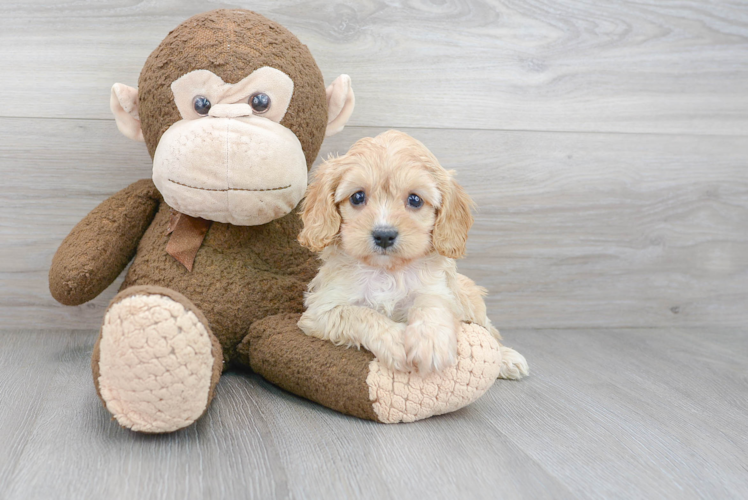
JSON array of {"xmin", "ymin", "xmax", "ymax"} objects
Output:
[{"xmin": 297, "ymin": 130, "xmax": 528, "ymax": 378}]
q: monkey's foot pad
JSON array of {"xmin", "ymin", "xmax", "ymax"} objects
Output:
[
  {"xmin": 367, "ymin": 323, "xmax": 502, "ymax": 423},
  {"xmin": 96, "ymin": 290, "xmax": 219, "ymax": 433}
]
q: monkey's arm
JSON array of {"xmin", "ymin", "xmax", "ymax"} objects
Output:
[{"xmin": 49, "ymin": 179, "xmax": 161, "ymax": 306}]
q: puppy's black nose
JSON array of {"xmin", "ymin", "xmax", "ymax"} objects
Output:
[{"xmin": 372, "ymin": 228, "xmax": 398, "ymax": 249}]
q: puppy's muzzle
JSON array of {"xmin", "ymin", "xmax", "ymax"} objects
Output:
[{"xmin": 372, "ymin": 227, "xmax": 398, "ymax": 249}]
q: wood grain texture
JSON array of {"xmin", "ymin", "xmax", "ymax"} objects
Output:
[
  {"xmin": 0, "ymin": 328, "xmax": 746, "ymax": 499},
  {"xmin": 2, "ymin": 118, "xmax": 745, "ymax": 330},
  {"xmin": 0, "ymin": 332, "xmax": 79, "ymax": 488},
  {"xmin": 484, "ymin": 327, "xmax": 748, "ymax": 498},
  {"xmin": 0, "ymin": 0, "xmax": 747, "ymax": 134}
]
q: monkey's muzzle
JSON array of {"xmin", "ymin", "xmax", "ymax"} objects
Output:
[{"xmin": 152, "ymin": 115, "xmax": 307, "ymax": 226}]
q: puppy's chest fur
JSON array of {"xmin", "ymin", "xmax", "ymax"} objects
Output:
[
  {"xmin": 355, "ymin": 265, "xmax": 440, "ymax": 321},
  {"xmin": 308, "ymin": 249, "xmax": 457, "ymax": 323}
]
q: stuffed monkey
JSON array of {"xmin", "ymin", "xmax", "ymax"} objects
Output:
[{"xmin": 49, "ymin": 9, "xmax": 502, "ymax": 432}]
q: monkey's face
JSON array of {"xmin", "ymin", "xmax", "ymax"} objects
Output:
[
  {"xmin": 152, "ymin": 68, "xmax": 307, "ymax": 226},
  {"xmin": 110, "ymin": 9, "xmax": 355, "ymax": 226}
]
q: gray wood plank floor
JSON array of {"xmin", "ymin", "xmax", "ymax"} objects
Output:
[{"xmin": 0, "ymin": 328, "xmax": 746, "ymax": 499}]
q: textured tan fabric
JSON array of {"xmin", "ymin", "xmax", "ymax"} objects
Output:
[
  {"xmin": 325, "ymin": 74, "xmax": 355, "ymax": 137},
  {"xmin": 92, "ymin": 285, "xmax": 223, "ymax": 433},
  {"xmin": 110, "ymin": 83, "xmax": 144, "ymax": 142},
  {"xmin": 170, "ymin": 67, "xmax": 294, "ymax": 123},
  {"xmin": 152, "ymin": 114, "xmax": 308, "ymax": 225},
  {"xmin": 367, "ymin": 323, "xmax": 502, "ymax": 423},
  {"xmin": 99, "ymin": 295, "xmax": 214, "ymax": 432}
]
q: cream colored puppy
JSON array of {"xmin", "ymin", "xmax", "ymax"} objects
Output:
[{"xmin": 298, "ymin": 130, "xmax": 528, "ymax": 378}]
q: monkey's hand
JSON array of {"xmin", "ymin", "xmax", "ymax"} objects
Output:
[{"xmin": 49, "ymin": 179, "xmax": 161, "ymax": 305}]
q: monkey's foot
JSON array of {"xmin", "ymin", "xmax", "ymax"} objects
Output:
[
  {"xmin": 246, "ymin": 317, "xmax": 503, "ymax": 424},
  {"xmin": 93, "ymin": 286, "xmax": 222, "ymax": 433},
  {"xmin": 366, "ymin": 323, "xmax": 502, "ymax": 423}
]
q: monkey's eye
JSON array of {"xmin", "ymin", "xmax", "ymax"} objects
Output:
[
  {"xmin": 350, "ymin": 191, "xmax": 366, "ymax": 206},
  {"xmin": 407, "ymin": 193, "xmax": 424, "ymax": 209},
  {"xmin": 193, "ymin": 96, "xmax": 211, "ymax": 116},
  {"xmin": 250, "ymin": 93, "xmax": 271, "ymax": 113}
]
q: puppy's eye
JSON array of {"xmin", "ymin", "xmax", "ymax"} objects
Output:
[
  {"xmin": 250, "ymin": 93, "xmax": 271, "ymax": 113},
  {"xmin": 350, "ymin": 191, "xmax": 366, "ymax": 206},
  {"xmin": 193, "ymin": 96, "xmax": 211, "ymax": 116},
  {"xmin": 407, "ymin": 193, "xmax": 423, "ymax": 208}
]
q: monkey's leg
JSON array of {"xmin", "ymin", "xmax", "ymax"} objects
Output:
[
  {"xmin": 236, "ymin": 314, "xmax": 503, "ymax": 423},
  {"xmin": 92, "ymin": 286, "xmax": 223, "ymax": 433}
]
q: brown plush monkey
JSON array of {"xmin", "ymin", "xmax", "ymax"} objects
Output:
[{"xmin": 50, "ymin": 10, "xmax": 501, "ymax": 432}]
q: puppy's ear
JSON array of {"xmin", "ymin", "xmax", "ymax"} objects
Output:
[
  {"xmin": 299, "ymin": 158, "xmax": 344, "ymax": 252},
  {"xmin": 432, "ymin": 176, "xmax": 475, "ymax": 259}
]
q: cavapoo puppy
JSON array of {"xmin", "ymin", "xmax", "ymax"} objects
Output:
[{"xmin": 297, "ymin": 130, "xmax": 528, "ymax": 379}]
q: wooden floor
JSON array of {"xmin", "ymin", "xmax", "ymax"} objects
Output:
[
  {"xmin": 0, "ymin": 327, "xmax": 746, "ymax": 499},
  {"xmin": 1, "ymin": 1, "xmax": 747, "ymax": 498}
]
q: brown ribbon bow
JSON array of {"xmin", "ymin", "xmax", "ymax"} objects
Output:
[{"xmin": 166, "ymin": 211, "xmax": 213, "ymax": 272}]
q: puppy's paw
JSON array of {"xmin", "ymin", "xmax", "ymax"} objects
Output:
[
  {"xmin": 297, "ymin": 313, "xmax": 319, "ymax": 338},
  {"xmin": 498, "ymin": 346, "xmax": 529, "ymax": 380},
  {"xmin": 367, "ymin": 323, "xmax": 409, "ymax": 372},
  {"xmin": 405, "ymin": 310, "xmax": 458, "ymax": 374}
]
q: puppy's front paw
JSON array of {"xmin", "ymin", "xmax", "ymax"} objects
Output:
[
  {"xmin": 297, "ymin": 313, "xmax": 320, "ymax": 338},
  {"xmin": 367, "ymin": 323, "xmax": 408, "ymax": 372},
  {"xmin": 498, "ymin": 346, "xmax": 529, "ymax": 380},
  {"xmin": 405, "ymin": 310, "xmax": 458, "ymax": 374}
]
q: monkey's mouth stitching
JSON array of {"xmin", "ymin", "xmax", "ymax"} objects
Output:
[{"xmin": 168, "ymin": 179, "xmax": 291, "ymax": 192}]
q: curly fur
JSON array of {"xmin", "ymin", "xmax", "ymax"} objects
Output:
[{"xmin": 298, "ymin": 131, "xmax": 529, "ymax": 377}]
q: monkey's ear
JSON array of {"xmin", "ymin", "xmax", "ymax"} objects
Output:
[
  {"xmin": 325, "ymin": 75, "xmax": 355, "ymax": 137},
  {"xmin": 110, "ymin": 83, "xmax": 145, "ymax": 142}
]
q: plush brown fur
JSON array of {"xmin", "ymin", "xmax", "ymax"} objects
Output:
[
  {"xmin": 49, "ymin": 10, "xmax": 322, "ymax": 363},
  {"xmin": 138, "ymin": 9, "xmax": 328, "ymax": 167},
  {"xmin": 49, "ymin": 10, "xmax": 384, "ymax": 424},
  {"xmin": 49, "ymin": 179, "xmax": 160, "ymax": 305},
  {"xmin": 118, "ymin": 183, "xmax": 315, "ymax": 364},
  {"xmin": 238, "ymin": 313, "xmax": 379, "ymax": 421}
]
